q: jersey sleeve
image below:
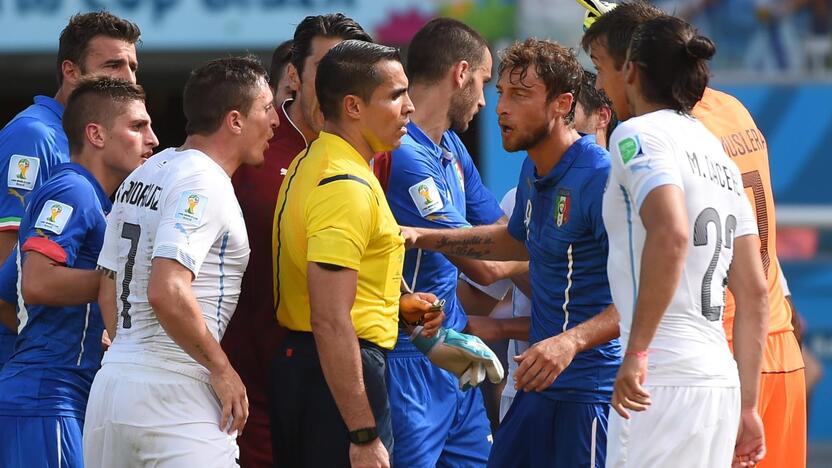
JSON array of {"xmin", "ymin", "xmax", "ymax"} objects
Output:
[
  {"xmin": 152, "ymin": 171, "xmax": 227, "ymax": 276},
  {"xmin": 0, "ymin": 248, "xmax": 18, "ymax": 304},
  {"xmin": 733, "ymin": 189, "xmax": 758, "ymax": 238},
  {"xmin": 96, "ymin": 210, "xmax": 119, "ymax": 272},
  {"xmin": 305, "ymin": 178, "xmax": 376, "ymax": 270},
  {"xmin": 457, "ymin": 150, "xmax": 503, "ymax": 225},
  {"xmin": 388, "ymin": 144, "xmax": 470, "ymax": 229},
  {"xmin": 19, "ymin": 179, "xmax": 93, "ymax": 267},
  {"xmin": 507, "ymin": 159, "xmax": 533, "ymax": 242},
  {"xmin": 0, "ymin": 121, "xmax": 61, "ymax": 231},
  {"xmin": 609, "ymin": 122, "xmax": 684, "ymax": 211}
]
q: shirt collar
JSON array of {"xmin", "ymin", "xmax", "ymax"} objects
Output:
[
  {"xmin": 53, "ymin": 162, "xmax": 112, "ymax": 212},
  {"xmin": 33, "ymin": 96, "xmax": 64, "ymax": 121},
  {"xmin": 534, "ymin": 135, "xmax": 594, "ymax": 188},
  {"xmin": 405, "ymin": 122, "xmax": 452, "ymax": 161},
  {"xmin": 317, "ymin": 131, "xmax": 371, "ymax": 168}
]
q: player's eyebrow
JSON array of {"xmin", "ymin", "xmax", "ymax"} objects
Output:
[{"xmin": 391, "ymin": 86, "xmax": 408, "ymax": 99}]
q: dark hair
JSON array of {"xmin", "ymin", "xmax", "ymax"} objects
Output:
[
  {"xmin": 183, "ymin": 56, "xmax": 269, "ymax": 136},
  {"xmin": 63, "ymin": 76, "xmax": 146, "ymax": 154},
  {"xmin": 578, "ymin": 70, "xmax": 612, "ymax": 115},
  {"xmin": 581, "ymin": 0, "xmax": 663, "ymax": 70},
  {"xmin": 291, "ymin": 13, "xmax": 372, "ymax": 78},
  {"xmin": 628, "ymin": 16, "xmax": 715, "ymax": 113},
  {"xmin": 498, "ymin": 39, "xmax": 583, "ymax": 124},
  {"xmin": 316, "ymin": 40, "xmax": 402, "ymax": 120},
  {"xmin": 269, "ymin": 40, "xmax": 294, "ymax": 86},
  {"xmin": 57, "ymin": 11, "xmax": 141, "ymax": 86},
  {"xmin": 407, "ymin": 17, "xmax": 488, "ymax": 84}
]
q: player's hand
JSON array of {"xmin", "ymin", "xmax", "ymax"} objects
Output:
[
  {"xmin": 512, "ymin": 334, "xmax": 578, "ymax": 392},
  {"xmin": 400, "ymin": 226, "xmax": 418, "ymax": 249},
  {"xmin": 465, "ymin": 316, "xmax": 504, "ymax": 342},
  {"xmin": 101, "ymin": 329, "xmax": 112, "ymax": 352},
  {"xmin": 732, "ymin": 408, "xmax": 766, "ymax": 467},
  {"xmin": 210, "ymin": 365, "xmax": 249, "ymax": 435},
  {"xmin": 611, "ymin": 352, "xmax": 651, "ymax": 418},
  {"xmin": 349, "ymin": 439, "xmax": 390, "ymax": 468},
  {"xmin": 400, "ymin": 292, "xmax": 443, "ymax": 338}
]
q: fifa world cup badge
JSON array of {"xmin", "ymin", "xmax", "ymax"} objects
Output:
[{"xmin": 555, "ymin": 189, "xmax": 571, "ymax": 227}]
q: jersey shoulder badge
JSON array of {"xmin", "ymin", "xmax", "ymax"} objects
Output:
[
  {"xmin": 175, "ymin": 191, "xmax": 208, "ymax": 225},
  {"xmin": 618, "ymin": 135, "xmax": 644, "ymax": 165},
  {"xmin": 408, "ymin": 177, "xmax": 444, "ymax": 217},
  {"xmin": 7, "ymin": 155, "xmax": 40, "ymax": 191},
  {"xmin": 34, "ymin": 200, "xmax": 74, "ymax": 234}
]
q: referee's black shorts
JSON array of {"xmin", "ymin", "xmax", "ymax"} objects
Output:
[{"xmin": 267, "ymin": 330, "xmax": 392, "ymax": 468}]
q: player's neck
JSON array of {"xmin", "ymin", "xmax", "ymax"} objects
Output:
[
  {"xmin": 408, "ymin": 84, "xmax": 451, "ymax": 145},
  {"xmin": 526, "ymin": 125, "xmax": 581, "ymax": 177},
  {"xmin": 322, "ymin": 121, "xmax": 375, "ymax": 164},
  {"xmin": 53, "ymin": 85, "xmax": 71, "ymax": 107},
  {"xmin": 632, "ymin": 95, "xmax": 667, "ymax": 118},
  {"xmin": 72, "ymin": 152, "xmax": 123, "ymax": 196},
  {"xmin": 180, "ymin": 134, "xmax": 242, "ymax": 177},
  {"xmin": 288, "ymin": 97, "xmax": 318, "ymax": 144}
]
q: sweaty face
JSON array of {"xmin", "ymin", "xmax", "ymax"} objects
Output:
[
  {"xmin": 298, "ymin": 36, "xmax": 344, "ymax": 135},
  {"xmin": 79, "ymin": 35, "xmax": 139, "ymax": 83},
  {"xmin": 589, "ymin": 39, "xmax": 630, "ymax": 120},
  {"xmin": 447, "ymin": 48, "xmax": 492, "ymax": 134},
  {"xmin": 361, "ymin": 60, "xmax": 414, "ymax": 153},
  {"xmin": 103, "ymin": 99, "xmax": 158, "ymax": 179},
  {"xmin": 241, "ymin": 79, "xmax": 280, "ymax": 166},
  {"xmin": 495, "ymin": 66, "xmax": 552, "ymax": 153}
]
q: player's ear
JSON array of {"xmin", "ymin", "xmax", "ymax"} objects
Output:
[
  {"xmin": 61, "ymin": 60, "xmax": 82, "ymax": 88},
  {"xmin": 624, "ymin": 60, "xmax": 637, "ymax": 86},
  {"xmin": 451, "ymin": 60, "xmax": 470, "ymax": 90},
  {"xmin": 553, "ymin": 92, "xmax": 574, "ymax": 122},
  {"xmin": 226, "ymin": 110, "xmax": 244, "ymax": 135},
  {"xmin": 596, "ymin": 106, "xmax": 612, "ymax": 132},
  {"xmin": 343, "ymin": 94, "xmax": 362, "ymax": 121},
  {"xmin": 286, "ymin": 63, "xmax": 301, "ymax": 92},
  {"xmin": 85, "ymin": 122, "xmax": 106, "ymax": 150}
]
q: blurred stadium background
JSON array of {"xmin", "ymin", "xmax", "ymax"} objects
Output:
[{"xmin": 0, "ymin": 0, "xmax": 829, "ymax": 464}]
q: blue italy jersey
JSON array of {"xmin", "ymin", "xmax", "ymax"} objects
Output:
[
  {"xmin": 0, "ymin": 163, "xmax": 110, "ymax": 418},
  {"xmin": 0, "ymin": 96, "xmax": 68, "ymax": 365},
  {"xmin": 507, "ymin": 135, "xmax": 621, "ymax": 403},
  {"xmin": 387, "ymin": 122, "xmax": 502, "ymax": 340},
  {"xmin": 0, "ymin": 250, "xmax": 19, "ymax": 365}
]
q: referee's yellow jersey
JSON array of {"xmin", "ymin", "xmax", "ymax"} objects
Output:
[{"xmin": 273, "ymin": 131, "xmax": 404, "ymax": 349}]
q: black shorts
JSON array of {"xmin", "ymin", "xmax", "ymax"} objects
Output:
[{"xmin": 267, "ymin": 331, "xmax": 392, "ymax": 468}]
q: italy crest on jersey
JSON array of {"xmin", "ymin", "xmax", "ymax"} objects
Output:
[{"xmin": 555, "ymin": 189, "xmax": 570, "ymax": 227}]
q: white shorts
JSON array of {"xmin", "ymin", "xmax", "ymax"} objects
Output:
[
  {"xmin": 83, "ymin": 362, "xmax": 239, "ymax": 468},
  {"xmin": 606, "ymin": 385, "xmax": 740, "ymax": 468}
]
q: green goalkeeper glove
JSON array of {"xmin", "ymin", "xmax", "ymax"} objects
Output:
[
  {"xmin": 410, "ymin": 326, "xmax": 505, "ymax": 391},
  {"xmin": 576, "ymin": 0, "xmax": 618, "ymax": 31}
]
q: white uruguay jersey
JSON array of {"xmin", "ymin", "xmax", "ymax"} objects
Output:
[
  {"xmin": 603, "ymin": 110, "xmax": 757, "ymax": 387},
  {"xmin": 98, "ymin": 148, "xmax": 250, "ymax": 382}
]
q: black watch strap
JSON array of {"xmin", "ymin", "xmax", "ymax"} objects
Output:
[{"xmin": 348, "ymin": 426, "xmax": 378, "ymax": 445}]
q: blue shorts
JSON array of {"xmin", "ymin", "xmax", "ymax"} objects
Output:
[
  {"xmin": 387, "ymin": 350, "xmax": 492, "ymax": 467},
  {"xmin": 0, "ymin": 415, "xmax": 83, "ymax": 468},
  {"xmin": 488, "ymin": 391, "xmax": 609, "ymax": 468}
]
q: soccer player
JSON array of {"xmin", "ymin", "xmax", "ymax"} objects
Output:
[
  {"xmin": 405, "ymin": 39, "xmax": 621, "ymax": 467},
  {"xmin": 222, "ymin": 14, "xmax": 372, "ymax": 467},
  {"xmin": 574, "ymin": 70, "xmax": 615, "ymax": 149},
  {"xmin": 581, "ymin": 2, "xmax": 805, "ymax": 465},
  {"xmin": 375, "ymin": 18, "xmax": 525, "ymax": 466},
  {"xmin": 83, "ymin": 57, "xmax": 278, "ymax": 467},
  {"xmin": 0, "ymin": 77, "xmax": 156, "ymax": 468},
  {"xmin": 269, "ymin": 40, "xmax": 295, "ymax": 107},
  {"xmin": 270, "ymin": 40, "xmax": 442, "ymax": 468},
  {"xmin": 0, "ymin": 11, "xmax": 141, "ymax": 365},
  {"xmin": 593, "ymin": 16, "xmax": 768, "ymax": 466}
]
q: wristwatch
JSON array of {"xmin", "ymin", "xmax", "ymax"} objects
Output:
[{"xmin": 348, "ymin": 426, "xmax": 379, "ymax": 445}]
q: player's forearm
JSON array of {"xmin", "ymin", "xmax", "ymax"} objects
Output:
[
  {"xmin": 453, "ymin": 256, "xmax": 528, "ymax": 286},
  {"xmin": 148, "ymin": 260, "xmax": 231, "ymax": 375},
  {"xmin": 309, "ymin": 263, "xmax": 376, "ymax": 431},
  {"xmin": 729, "ymin": 236, "xmax": 768, "ymax": 410},
  {"xmin": 409, "ymin": 224, "xmax": 528, "ymax": 261},
  {"xmin": 98, "ymin": 269, "xmax": 118, "ymax": 340},
  {"xmin": 0, "ymin": 299, "xmax": 16, "ymax": 333},
  {"xmin": 0, "ymin": 231, "xmax": 17, "ymax": 267},
  {"xmin": 563, "ymin": 303, "xmax": 620, "ymax": 353},
  {"xmin": 628, "ymin": 227, "xmax": 687, "ymax": 351},
  {"xmin": 21, "ymin": 252, "xmax": 100, "ymax": 306}
]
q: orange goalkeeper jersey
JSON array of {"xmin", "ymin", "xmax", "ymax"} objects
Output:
[{"xmin": 693, "ymin": 88, "xmax": 796, "ymax": 356}]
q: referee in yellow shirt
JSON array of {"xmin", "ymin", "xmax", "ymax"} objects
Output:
[{"xmin": 269, "ymin": 40, "xmax": 443, "ymax": 468}]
